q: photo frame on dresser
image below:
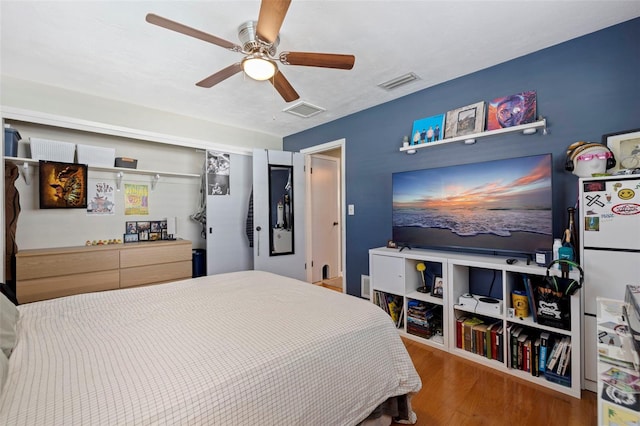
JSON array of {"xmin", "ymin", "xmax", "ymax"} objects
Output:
[{"xmin": 431, "ymin": 275, "xmax": 444, "ymax": 298}]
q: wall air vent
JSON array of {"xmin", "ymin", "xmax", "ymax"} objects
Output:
[
  {"xmin": 283, "ymin": 101, "xmax": 326, "ymax": 118},
  {"xmin": 378, "ymin": 72, "xmax": 420, "ymax": 91}
]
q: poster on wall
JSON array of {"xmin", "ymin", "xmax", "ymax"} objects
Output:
[
  {"xmin": 38, "ymin": 161, "xmax": 87, "ymax": 209},
  {"xmin": 87, "ymin": 179, "xmax": 115, "ymax": 215},
  {"xmin": 411, "ymin": 113, "xmax": 445, "ymax": 145},
  {"xmin": 207, "ymin": 151, "xmax": 230, "ymax": 195},
  {"xmin": 444, "ymin": 101, "xmax": 486, "ymax": 138},
  {"xmin": 124, "ymin": 184, "xmax": 149, "ymax": 215},
  {"xmin": 486, "ymin": 90, "xmax": 537, "ymax": 131}
]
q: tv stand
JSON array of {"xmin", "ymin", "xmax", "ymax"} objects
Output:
[{"xmin": 368, "ymin": 246, "xmax": 582, "ymax": 398}]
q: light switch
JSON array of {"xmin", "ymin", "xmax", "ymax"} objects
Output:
[{"xmin": 348, "ymin": 204, "xmax": 355, "ymax": 215}]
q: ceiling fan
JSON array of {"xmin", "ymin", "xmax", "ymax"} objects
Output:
[{"xmin": 145, "ymin": 0, "xmax": 355, "ymax": 102}]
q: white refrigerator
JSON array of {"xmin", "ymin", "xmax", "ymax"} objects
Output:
[{"xmin": 579, "ymin": 175, "xmax": 640, "ymax": 391}]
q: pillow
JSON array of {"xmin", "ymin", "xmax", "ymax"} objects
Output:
[{"xmin": 0, "ymin": 292, "xmax": 19, "ymax": 358}]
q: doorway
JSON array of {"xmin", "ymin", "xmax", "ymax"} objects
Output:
[{"xmin": 301, "ymin": 139, "xmax": 345, "ymax": 293}]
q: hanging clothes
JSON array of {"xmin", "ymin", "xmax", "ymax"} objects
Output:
[
  {"xmin": 245, "ymin": 188, "xmax": 254, "ymax": 247},
  {"xmin": 5, "ymin": 163, "xmax": 20, "ymax": 291}
]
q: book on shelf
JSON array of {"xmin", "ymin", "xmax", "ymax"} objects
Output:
[
  {"xmin": 510, "ymin": 326, "xmax": 524, "ymax": 369},
  {"xmin": 532, "ymin": 337, "xmax": 541, "ymax": 377},
  {"xmin": 496, "ymin": 324, "xmax": 504, "ymax": 362},
  {"xmin": 557, "ymin": 339, "xmax": 572, "ymax": 376},
  {"xmin": 474, "ymin": 323, "xmax": 489, "ymax": 357},
  {"xmin": 463, "ymin": 317, "xmax": 484, "ymax": 352},
  {"xmin": 522, "ymin": 274, "xmax": 538, "ymax": 322},
  {"xmin": 517, "ymin": 332, "xmax": 528, "ymax": 370},
  {"xmin": 547, "ymin": 337, "xmax": 568, "ymax": 372},
  {"xmin": 539, "ymin": 331, "xmax": 551, "ymax": 373},
  {"xmin": 486, "ymin": 321, "xmax": 499, "ymax": 360},
  {"xmin": 455, "ymin": 315, "xmax": 468, "ymax": 349}
]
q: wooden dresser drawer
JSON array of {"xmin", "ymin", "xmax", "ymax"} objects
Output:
[
  {"xmin": 16, "ymin": 247, "xmax": 119, "ymax": 280},
  {"xmin": 120, "ymin": 261, "xmax": 192, "ymax": 288},
  {"xmin": 18, "ymin": 270, "xmax": 120, "ymax": 304},
  {"xmin": 120, "ymin": 240, "xmax": 192, "ymax": 268}
]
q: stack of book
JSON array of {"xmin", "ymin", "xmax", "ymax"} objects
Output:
[{"xmin": 406, "ymin": 300, "xmax": 441, "ymax": 339}]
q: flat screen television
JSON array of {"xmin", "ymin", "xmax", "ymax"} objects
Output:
[{"xmin": 392, "ymin": 153, "xmax": 553, "ymax": 257}]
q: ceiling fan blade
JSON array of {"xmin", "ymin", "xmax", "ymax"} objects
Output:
[
  {"xmin": 279, "ymin": 51, "xmax": 355, "ymax": 70},
  {"xmin": 271, "ymin": 70, "xmax": 299, "ymax": 102},
  {"xmin": 196, "ymin": 63, "xmax": 243, "ymax": 88},
  {"xmin": 146, "ymin": 13, "xmax": 242, "ymax": 52},
  {"xmin": 256, "ymin": 0, "xmax": 291, "ymax": 44}
]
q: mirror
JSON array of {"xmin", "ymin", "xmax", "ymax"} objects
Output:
[{"xmin": 268, "ymin": 164, "xmax": 294, "ymax": 256}]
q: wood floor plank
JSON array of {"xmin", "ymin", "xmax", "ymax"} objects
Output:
[{"xmin": 397, "ymin": 338, "xmax": 597, "ymax": 426}]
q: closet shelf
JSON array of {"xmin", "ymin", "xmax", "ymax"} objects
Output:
[
  {"xmin": 4, "ymin": 156, "xmax": 200, "ymax": 186},
  {"xmin": 399, "ymin": 119, "xmax": 547, "ymax": 153}
]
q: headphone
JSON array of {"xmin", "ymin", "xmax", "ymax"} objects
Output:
[{"xmin": 565, "ymin": 141, "xmax": 616, "ymax": 172}]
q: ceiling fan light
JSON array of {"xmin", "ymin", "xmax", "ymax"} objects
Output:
[{"xmin": 242, "ymin": 57, "xmax": 276, "ymax": 81}]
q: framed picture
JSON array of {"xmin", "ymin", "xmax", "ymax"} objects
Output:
[
  {"xmin": 486, "ymin": 91, "xmax": 536, "ymax": 131},
  {"xmin": 125, "ymin": 221, "xmax": 138, "ymax": 234},
  {"xmin": 444, "ymin": 101, "xmax": 486, "ymax": 138},
  {"xmin": 39, "ymin": 161, "xmax": 88, "ymax": 209},
  {"xmin": 602, "ymin": 128, "xmax": 640, "ymax": 172},
  {"xmin": 431, "ymin": 275, "xmax": 444, "ymax": 298},
  {"xmin": 411, "ymin": 113, "xmax": 445, "ymax": 145},
  {"xmin": 150, "ymin": 221, "xmax": 162, "ymax": 233},
  {"xmin": 124, "ymin": 233, "xmax": 139, "ymax": 243}
]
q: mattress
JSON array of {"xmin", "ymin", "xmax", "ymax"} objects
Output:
[{"xmin": 0, "ymin": 270, "xmax": 421, "ymax": 425}]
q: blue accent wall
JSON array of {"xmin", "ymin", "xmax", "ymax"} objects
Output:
[{"xmin": 284, "ymin": 18, "xmax": 640, "ymax": 296}]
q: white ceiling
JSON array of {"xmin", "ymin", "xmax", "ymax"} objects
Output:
[{"xmin": 1, "ymin": 1, "xmax": 639, "ymax": 138}]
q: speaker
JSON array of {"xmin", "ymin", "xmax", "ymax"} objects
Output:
[{"xmin": 565, "ymin": 141, "xmax": 616, "ymax": 171}]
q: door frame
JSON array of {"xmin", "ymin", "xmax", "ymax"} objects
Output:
[{"xmin": 301, "ymin": 139, "xmax": 346, "ymax": 292}]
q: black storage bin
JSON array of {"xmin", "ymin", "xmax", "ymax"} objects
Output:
[{"xmin": 192, "ymin": 248, "xmax": 206, "ymax": 278}]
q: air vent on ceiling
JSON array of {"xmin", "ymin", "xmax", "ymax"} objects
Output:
[
  {"xmin": 283, "ymin": 101, "xmax": 325, "ymax": 118},
  {"xmin": 378, "ymin": 72, "xmax": 420, "ymax": 91}
]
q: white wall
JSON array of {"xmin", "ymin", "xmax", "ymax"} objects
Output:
[
  {"xmin": 1, "ymin": 76, "xmax": 283, "ymax": 281},
  {"xmin": 7, "ymin": 120, "xmax": 205, "ymax": 250}
]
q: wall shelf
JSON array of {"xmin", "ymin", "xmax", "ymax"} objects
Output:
[
  {"xmin": 4, "ymin": 156, "xmax": 200, "ymax": 186},
  {"xmin": 399, "ymin": 119, "xmax": 547, "ymax": 153}
]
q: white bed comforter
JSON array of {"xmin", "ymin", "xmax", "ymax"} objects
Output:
[{"xmin": 0, "ymin": 270, "xmax": 421, "ymax": 425}]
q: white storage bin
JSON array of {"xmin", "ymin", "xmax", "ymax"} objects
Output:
[
  {"xmin": 30, "ymin": 137, "xmax": 75, "ymax": 163},
  {"xmin": 77, "ymin": 144, "xmax": 116, "ymax": 167}
]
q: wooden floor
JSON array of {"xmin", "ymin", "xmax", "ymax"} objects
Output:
[
  {"xmin": 396, "ymin": 337, "xmax": 597, "ymax": 426},
  {"xmin": 314, "ymin": 277, "xmax": 343, "ymax": 292}
]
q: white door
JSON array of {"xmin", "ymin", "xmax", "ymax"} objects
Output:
[
  {"xmin": 252, "ymin": 149, "xmax": 306, "ymax": 281},
  {"xmin": 310, "ymin": 155, "xmax": 340, "ymax": 282},
  {"xmin": 206, "ymin": 152, "xmax": 254, "ymax": 274}
]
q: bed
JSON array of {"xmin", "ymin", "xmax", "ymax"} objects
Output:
[{"xmin": 0, "ymin": 270, "xmax": 421, "ymax": 425}]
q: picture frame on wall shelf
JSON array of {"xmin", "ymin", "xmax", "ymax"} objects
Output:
[
  {"xmin": 444, "ymin": 101, "xmax": 486, "ymax": 139},
  {"xmin": 602, "ymin": 128, "xmax": 640, "ymax": 172},
  {"xmin": 431, "ymin": 275, "xmax": 444, "ymax": 298},
  {"xmin": 38, "ymin": 161, "xmax": 88, "ymax": 209},
  {"xmin": 411, "ymin": 113, "xmax": 446, "ymax": 145},
  {"xmin": 486, "ymin": 90, "xmax": 537, "ymax": 131}
]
